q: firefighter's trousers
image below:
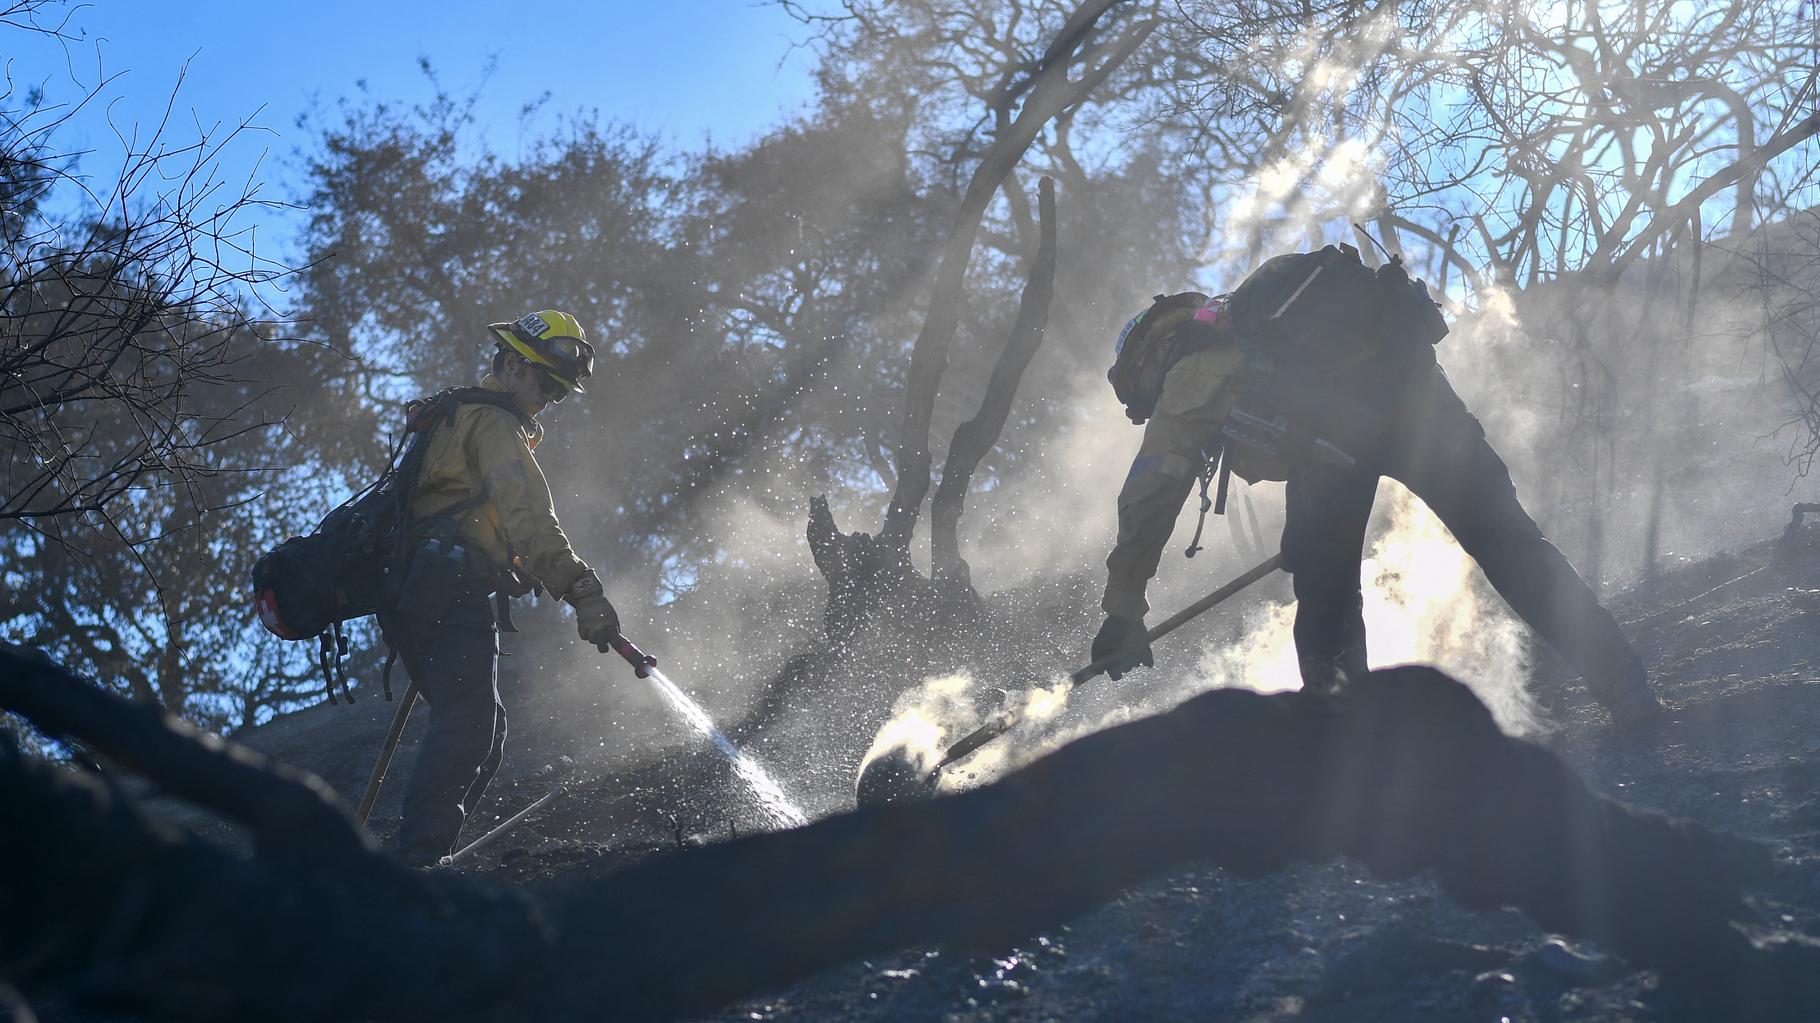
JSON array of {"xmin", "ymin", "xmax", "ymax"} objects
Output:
[
  {"xmin": 1282, "ymin": 356, "xmax": 1649, "ymax": 710},
  {"xmin": 378, "ymin": 582, "xmax": 504, "ymax": 861}
]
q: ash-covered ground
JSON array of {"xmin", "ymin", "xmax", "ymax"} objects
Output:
[{"xmin": 207, "ymin": 514, "xmax": 1820, "ymax": 1022}]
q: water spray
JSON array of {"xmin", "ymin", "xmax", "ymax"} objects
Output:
[
  {"xmin": 431, "ymin": 635, "xmax": 807, "ymax": 870},
  {"xmin": 855, "ymin": 553, "xmax": 1285, "ymax": 806},
  {"xmin": 610, "ymin": 636, "xmax": 808, "ymax": 829}
]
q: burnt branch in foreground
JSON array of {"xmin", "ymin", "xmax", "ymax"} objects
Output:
[
  {"xmin": 4, "ymin": 648, "xmax": 1814, "ymax": 1022},
  {"xmin": 0, "ymin": 642, "xmax": 546, "ymax": 1021}
]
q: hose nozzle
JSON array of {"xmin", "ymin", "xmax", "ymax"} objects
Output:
[{"xmin": 611, "ymin": 636, "xmax": 658, "ymax": 678}]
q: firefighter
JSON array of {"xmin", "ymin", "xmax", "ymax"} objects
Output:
[
  {"xmin": 384, "ymin": 309, "xmax": 622, "ymax": 865},
  {"xmin": 1094, "ymin": 257, "xmax": 1666, "ymax": 729}
]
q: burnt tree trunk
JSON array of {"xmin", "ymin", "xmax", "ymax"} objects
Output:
[
  {"xmin": 810, "ymin": 4, "xmax": 1154, "ymax": 639},
  {"xmin": 881, "ymin": 5, "xmax": 1154, "ymax": 546},
  {"xmin": 807, "ymin": 495, "xmax": 935, "ymax": 642},
  {"xmin": 929, "ymin": 176, "xmax": 1060, "ymax": 600}
]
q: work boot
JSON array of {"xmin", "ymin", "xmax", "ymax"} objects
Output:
[{"xmin": 387, "ymin": 839, "xmax": 450, "ymax": 871}]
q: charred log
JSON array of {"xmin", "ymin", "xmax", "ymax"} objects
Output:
[
  {"xmin": 0, "ymin": 642, "xmax": 369, "ymax": 869},
  {"xmin": 0, "ymin": 642, "xmax": 548, "ymax": 1022},
  {"xmin": 551, "ymin": 666, "xmax": 1797, "ymax": 1020},
  {"xmin": 5, "ymin": 648, "xmax": 1812, "ymax": 1023}
]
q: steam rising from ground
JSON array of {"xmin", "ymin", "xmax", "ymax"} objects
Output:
[
  {"xmin": 857, "ymin": 671, "xmax": 1076, "ymax": 795},
  {"xmin": 870, "ymin": 483, "xmax": 1544, "ymax": 793},
  {"xmin": 960, "ymin": 371, "xmax": 1143, "ymax": 593},
  {"xmin": 857, "ymin": 672, "xmax": 975, "ymax": 781},
  {"xmin": 1181, "ymin": 483, "xmax": 1541, "ymax": 739},
  {"xmin": 1356, "ymin": 487, "xmax": 1539, "ymax": 734}
]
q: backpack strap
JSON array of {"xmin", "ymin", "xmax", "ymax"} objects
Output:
[
  {"xmin": 443, "ymin": 387, "xmax": 535, "ymax": 431},
  {"xmin": 394, "ymin": 387, "xmax": 533, "ymax": 523},
  {"xmin": 401, "ymin": 387, "xmax": 538, "ymax": 627},
  {"xmin": 319, "ymin": 621, "xmax": 354, "ymax": 705},
  {"xmin": 379, "ymin": 645, "xmax": 399, "ymax": 702}
]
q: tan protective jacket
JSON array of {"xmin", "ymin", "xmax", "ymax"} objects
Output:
[
  {"xmin": 408, "ymin": 374, "xmax": 591, "ymax": 601},
  {"xmin": 1102, "ymin": 343, "xmax": 1246, "ymax": 620}
]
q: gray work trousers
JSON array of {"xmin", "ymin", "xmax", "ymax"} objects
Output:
[
  {"xmin": 378, "ymin": 581, "xmax": 502, "ymax": 861},
  {"xmin": 1282, "ymin": 353, "xmax": 1649, "ymax": 709}
]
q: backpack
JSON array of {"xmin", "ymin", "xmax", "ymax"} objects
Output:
[
  {"xmin": 1217, "ymin": 245, "xmax": 1448, "ymax": 482},
  {"xmin": 1220, "ymin": 242, "xmax": 1447, "ymax": 377},
  {"xmin": 1111, "ymin": 245, "xmax": 1449, "ymax": 554},
  {"xmin": 1110, "ymin": 244, "xmax": 1449, "ymax": 440},
  {"xmin": 251, "ymin": 387, "xmax": 529, "ymax": 703}
]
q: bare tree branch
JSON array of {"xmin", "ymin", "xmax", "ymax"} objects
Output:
[
  {"xmin": 1595, "ymin": 110, "xmax": 1820, "ymax": 282},
  {"xmin": 930, "ymin": 176, "xmax": 1058, "ymax": 590},
  {"xmin": 881, "ymin": 5, "xmax": 1155, "ymax": 545}
]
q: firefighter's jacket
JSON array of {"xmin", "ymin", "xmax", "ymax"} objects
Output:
[
  {"xmin": 408, "ymin": 374, "xmax": 590, "ymax": 601},
  {"xmin": 1103, "ymin": 344, "xmax": 1246, "ymax": 620}
]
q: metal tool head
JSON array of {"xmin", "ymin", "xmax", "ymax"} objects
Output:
[{"xmin": 854, "ymin": 744, "xmax": 941, "ymax": 807}]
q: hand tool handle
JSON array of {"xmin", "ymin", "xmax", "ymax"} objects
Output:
[
  {"xmin": 354, "ymin": 684, "xmax": 419, "ymax": 827},
  {"xmin": 1070, "ymin": 551, "xmax": 1285, "ymax": 684},
  {"xmin": 936, "ymin": 552, "xmax": 1285, "ymax": 771}
]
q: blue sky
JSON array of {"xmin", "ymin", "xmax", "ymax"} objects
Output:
[{"xmin": 7, "ymin": 1, "xmax": 819, "ymax": 258}]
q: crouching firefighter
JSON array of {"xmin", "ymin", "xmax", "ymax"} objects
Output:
[
  {"xmin": 382, "ymin": 309, "xmax": 623, "ymax": 864},
  {"xmin": 1093, "ymin": 244, "xmax": 1665, "ymax": 729}
]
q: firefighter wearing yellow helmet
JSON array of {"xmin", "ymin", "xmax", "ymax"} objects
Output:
[
  {"xmin": 381, "ymin": 308, "xmax": 620, "ymax": 866},
  {"xmin": 489, "ymin": 308, "xmax": 595, "ymax": 395}
]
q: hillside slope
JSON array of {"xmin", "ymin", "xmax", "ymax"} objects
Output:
[{"xmin": 209, "ymin": 511, "xmax": 1820, "ymax": 1022}]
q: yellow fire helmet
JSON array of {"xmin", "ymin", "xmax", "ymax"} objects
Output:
[{"xmin": 488, "ymin": 309, "xmax": 595, "ymax": 394}]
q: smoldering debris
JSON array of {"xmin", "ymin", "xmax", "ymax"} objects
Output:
[
  {"xmin": 855, "ymin": 670, "xmax": 1079, "ymax": 801},
  {"xmin": 854, "ymin": 673, "xmax": 975, "ymax": 804},
  {"xmin": 939, "ymin": 487, "xmax": 1551, "ymax": 794}
]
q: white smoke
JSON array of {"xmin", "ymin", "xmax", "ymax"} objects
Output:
[
  {"xmin": 959, "ymin": 370, "xmax": 1140, "ymax": 593},
  {"xmin": 1355, "ymin": 485, "xmax": 1541, "ymax": 735},
  {"xmin": 1183, "ymin": 482, "xmax": 1543, "ymax": 737},
  {"xmin": 857, "ymin": 670, "xmax": 1080, "ymax": 795},
  {"xmin": 935, "ymin": 480, "xmax": 1546, "ymax": 790},
  {"xmin": 856, "ymin": 671, "xmax": 977, "ymax": 781}
]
